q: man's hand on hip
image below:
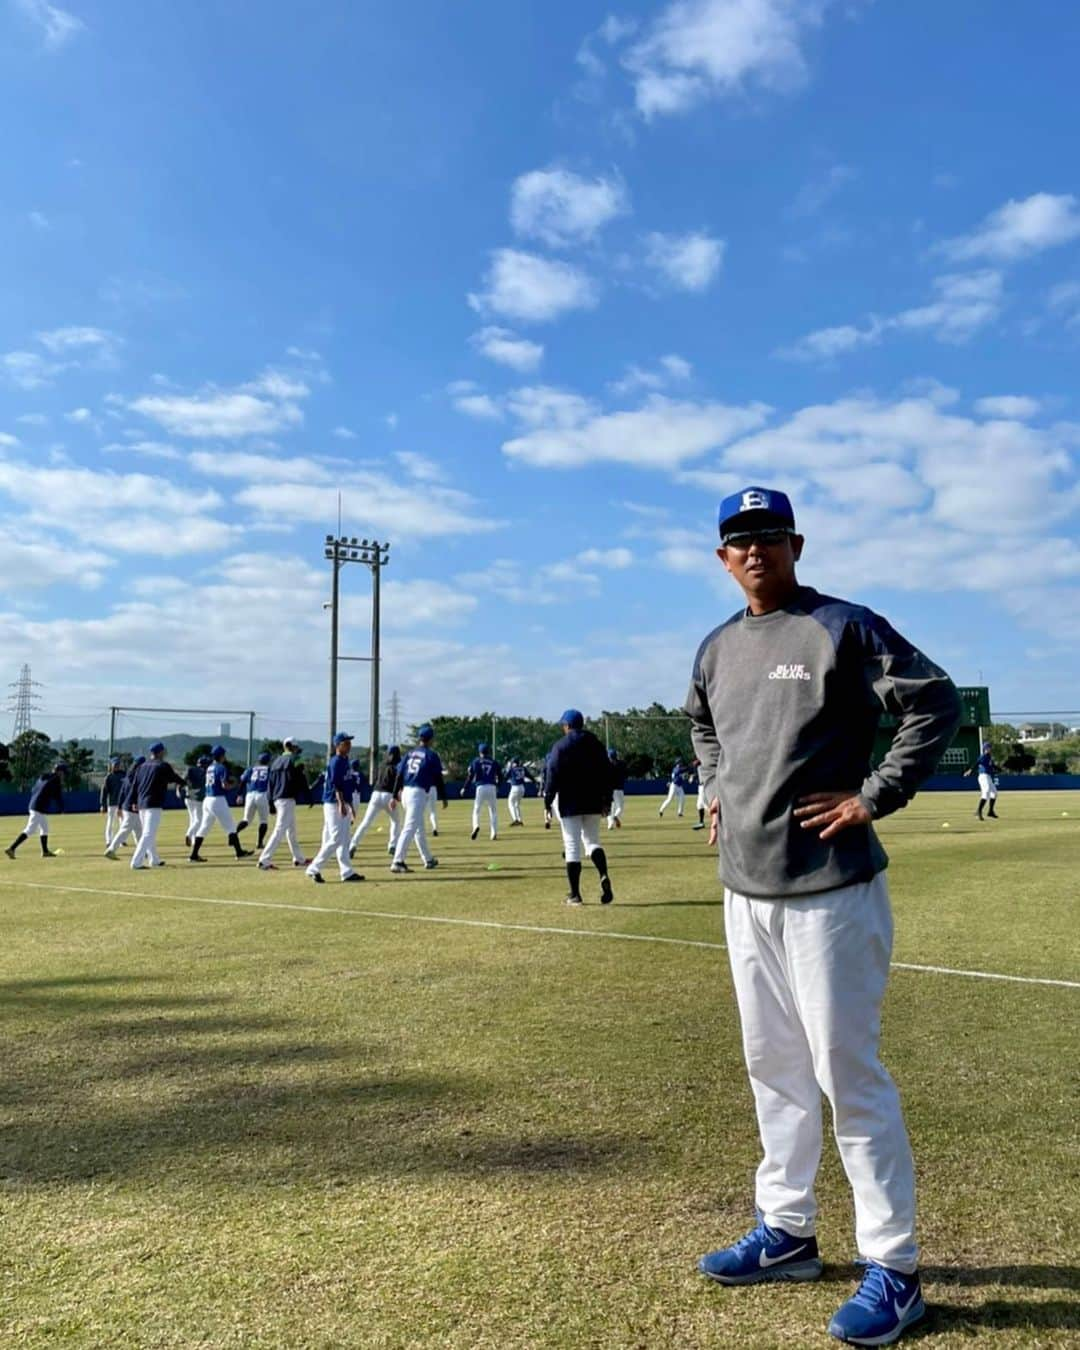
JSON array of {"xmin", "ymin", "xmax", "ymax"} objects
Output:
[{"xmin": 794, "ymin": 792, "xmax": 871, "ymax": 839}]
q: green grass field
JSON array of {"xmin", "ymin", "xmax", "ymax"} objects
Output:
[{"xmin": 1, "ymin": 792, "xmax": 1077, "ymax": 1348}]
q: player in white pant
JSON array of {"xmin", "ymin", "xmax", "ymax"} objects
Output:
[
  {"xmin": 258, "ymin": 739, "xmax": 310, "ymax": 870},
  {"xmin": 504, "ymin": 758, "xmax": 533, "ymax": 826},
  {"xmin": 350, "ymin": 746, "xmax": 402, "ymax": 857},
  {"xmin": 465, "ymin": 743, "xmax": 502, "ymax": 841},
  {"xmin": 5, "ymin": 762, "xmax": 66, "ymax": 860},
  {"xmin": 99, "ymin": 757, "xmax": 125, "ymax": 844},
  {"xmin": 966, "ymin": 743, "xmax": 1000, "ymax": 820},
  {"xmin": 605, "ymin": 748, "xmax": 627, "ymax": 829},
  {"xmin": 130, "ymin": 742, "xmax": 186, "ymax": 869},
  {"xmin": 189, "ymin": 745, "xmax": 253, "ymax": 862},
  {"xmin": 390, "ymin": 725, "xmax": 445, "ymax": 872},
  {"xmin": 426, "ymin": 784, "xmax": 439, "ymax": 837},
  {"xmin": 306, "ymin": 733, "xmax": 363, "ymax": 883},
  {"xmin": 105, "ymin": 757, "xmax": 144, "ymax": 857},
  {"xmin": 658, "ymin": 761, "xmax": 687, "ymax": 817},
  {"xmin": 239, "ymin": 752, "xmax": 272, "ymax": 852},
  {"xmin": 544, "ymin": 710, "xmax": 614, "ymax": 906}
]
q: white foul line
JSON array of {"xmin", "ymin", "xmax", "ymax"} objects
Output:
[{"xmin": 2, "ymin": 879, "xmax": 1078, "ymax": 990}]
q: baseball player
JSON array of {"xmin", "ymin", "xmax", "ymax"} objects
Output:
[
  {"xmin": 183, "ymin": 755, "xmax": 210, "ymax": 844},
  {"xmin": 239, "ymin": 752, "xmax": 273, "ymax": 851},
  {"xmin": 965, "ymin": 741, "xmax": 1000, "ymax": 819},
  {"xmin": 349, "ymin": 745, "xmax": 402, "ymax": 856},
  {"xmin": 390, "ymin": 724, "xmax": 445, "ymax": 873},
  {"xmin": 544, "ymin": 710, "xmax": 614, "ymax": 906},
  {"xmin": 105, "ymin": 756, "xmax": 144, "ymax": 857},
  {"xmin": 306, "ymin": 733, "xmax": 364, "ymax": 884},
  {"xmin": 691, "ymin": 757, "xmax": 708, "ymax": 830},
  {"xmin": 657, "ymin": 758, "xmax": 688, "ymax": 817},
  {"xmin": 99, "ymin": 757, "xmax": 125, "ymax": 844},
  {"xmin": 348, "ymin": 759, "xmax": 369, "ymax": 818},
  {"xmin": 426, "ymin": 783, "xmax": 440, "ymax": 837},
  {"xmin": 686, "ymin": 485, "xmax": 961, "ymax": 1346},
  {"xmin": 258, "ymin": 737, "xmax": 311, "ymax": 870},
  {"xmin": 464, "ymin": 742, "xmax": 502, "ymax": 841},
  {"xmin": 5, "ymin": 762, "xmax": 66, "ymax": 859},
  {"xmin": 189, "ymin": 745, "xmax": 253, "ymax": 862},
  {"xmin": 130, "ymin": 742, "xmax": 186, "ymax": 869},
  {"xmin": 505, "ymin": 757, "xmax": 533, "ymax": 826},
  {"xmin": 605, "ymin": 748, "xmax": 627, "ymax": 829}
]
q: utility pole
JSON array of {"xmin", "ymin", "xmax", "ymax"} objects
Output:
[
  {"xmin": 323, "ymin": 535, "xmax": 391, "ymax": 778},
  {"xmin": 8, "ymin": 663, "xmax": 42, "ymax": 742},
  {"xmin": 389, "ymin": 690, "xmax": 402, "ymax": 747}
]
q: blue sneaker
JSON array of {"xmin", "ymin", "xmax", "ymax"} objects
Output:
[
  {"xmin": 828, "ymin": 1261, "xmax": 925, "ymax": 1345},
  {"xmin": 698, "ymin": 1219, "xmax": 822, "ymax": 1285}
]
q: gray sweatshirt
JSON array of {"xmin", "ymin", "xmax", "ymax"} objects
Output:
[{"xmin": 685, "ymin": 586, "xmax": 961, "ymax": 898}]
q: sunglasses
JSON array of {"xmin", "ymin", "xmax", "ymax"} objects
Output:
[{"xmin": 721, "ymin": 528, "xmax": 794, "ymax": 549}]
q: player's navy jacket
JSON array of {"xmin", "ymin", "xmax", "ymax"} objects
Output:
[
  {"xmin": 670, "ymin": 762, "xmax": 688, "ymax": 787},
  {"xmin": 185, "ymin": 765, "xmax": 207, "ymax": 801},
  {"xmin": 394, "ymin": 746, "xmax": 446, "ymax": 800},
  {"xmin": 241, "ymin": 764, "xmax": 270, "ymax": 793},
  {"xmin": 268, "ymin": 752, "xmax": 308, "ymax": 802},
  {"xmin": 544, "ymin": 729, "xmax": 613, "ymax": 817},
  {"xmin": 205, "ymin": 762, "xmax": 229, "ymax": 797},
  {"xmin": 465, "ymin": 756, "xmax": 502, "ymax": 789},
  {"xmin": 321, "ymin": 754, "xmax": 353, "ymax": 805},
  {"xmin": 28, "ymin": 772, "xmax": 63, "ymax": 814},
  {"xmin": 118, "ymin": 764, "xmax": 140, "ymax": 811},
  {"xmin": 373, "ymin": 755, "xmax": 401, "ymax": 794},
  {"xmin": 608, "ymin": 757, "xmax": 628, "ymax": 790},
  {"xmin": 99, "ymin": 769, "xmax": 125, "ymax": 808},
  {"xmin": 506, "ymin": 763, "xmax": 531, "ymax": 787},
  {"xmin": 134, "ymin": 759, "xmax": 185, "ymax": 810},
  {"xmin": 685, "ymin": 585, "xmax": 961, "ymax": 898},
  {"xmin": 346, "ymin": 764, "xmax": 368, "ymax": 800}
]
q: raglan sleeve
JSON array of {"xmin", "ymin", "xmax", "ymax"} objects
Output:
[
  {"xmin": 684, "ymin": 637, "xmax": 720, "ymax": 809},
  {"xmin": 856, "ymin": 613, "xmax": 962, "ymax": 820}
]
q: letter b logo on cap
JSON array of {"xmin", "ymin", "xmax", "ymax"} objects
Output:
[{"xmin": 741, "ymin": 489, "xmax": 770, "ymax": 511}]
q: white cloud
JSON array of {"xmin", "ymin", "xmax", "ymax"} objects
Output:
[
  {"xmin": 468, "ymin": 249, "xmax": 598, "ymax": 323},
  {"xmin": 778, "ymin": 321, "xmax": 883, "ymax": 362},
  {"xmin": 103, "ymin": 440, "xmax": 182, "ymax": 461},
  {"xmin": 0, "ymin": 526, "xmax": 107, "ymax": 589},
  {"xmin": 1, "ymin": 351, "xmax": 62, "ymax": 390},
  {"xmin": 36, "ymin": 325, "xmax": 118, "ymax": 355},
  {"xmin": 973, "ymin": 396, "xmax": 1041, "ymax": 420},
  {"xmin": 129, "ymin": 368, "xmax": 309, "ymax": 439},
  {"xmin": 610, "ymin": 353, "xmax": 693, "ymax": 395},
  {"xmin": 28, "ymin": 210, "xmax": 51, "ymax": 230},
  {"xmin": 789, "ymin": 163, "xmax": 855, "ymax": 217},
  {"xmin": 510, "ymin": 167, "xmax": 629, "ymax": 247},
  {"xmin": 380, "ymin": 580, "xmax": 477, "ymax": 628},
  {"xmin": 940, "ymin": 193, "xmax": 1080, "ymax": 263},
  {"xmin": 64, "ymin": 407, "xmax": 93, "ymax": 424},
  {"xmin": 384, "ymin": 413, "xmax": 399, "ymax": 430},
  {"xmin": 471, "ymin": 326, "xmax": 544, "ymax": 372},
  {"xmin": 188, "ymin": 450, "xmax": 333, "ymax": 483},
  {"xmin": 502, "ymin": 387, "xmax": 769, "ymax": 469},
  {"xmin": 1048, "ymin": 280, "xmax": 1080, "ymax": 327},
  {"xmin": 0, "ymin": 432, "xmax": 20, "ymax": 448},
  {"xmin": 15, "ymin": 413, "xmax": 48, "ymax": 426},
  {"xmin": 645, "ymin": 230, "xmax": 725, "ymax": 291},
  {"xmin": 623, "ymin": 0, "xmax": 836, "ymax": 119},
  {"xmin": 395, "ymin": 451, "xmax": 445, "ymax": 483},
  {"xmin": 13, "ymin": 0, "xmax": 84, "ymax": 48},
  {"xmin": 332, "ymin": 425, "xmax": 358, "ymax": 440},
  {"xmin": 448, "ymin": 380, "xmax": 503, "ymax": 421}
]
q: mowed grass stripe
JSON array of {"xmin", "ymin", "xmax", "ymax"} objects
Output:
[{"xmin": 4, "ymin": 877, "xmax": 1078, "ymax": 990}]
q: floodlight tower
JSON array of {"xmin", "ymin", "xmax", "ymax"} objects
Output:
[
  {"xmin": 8, "ymin": 663, "xmax": 42, "ymax": 741},
  {"xmin": 324, "ymin": 535, "xmax": 391, "ymax": 778}
]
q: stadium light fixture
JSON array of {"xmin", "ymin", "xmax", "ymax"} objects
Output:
[{"xmin": 323, "ymin": 534, "xmax": 391, "ymax": 776}]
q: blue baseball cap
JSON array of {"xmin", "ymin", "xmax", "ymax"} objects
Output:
[
  {"xmin": 149, "ymin": 741, "xmax": 166, "ymax": 755},
  {"xmin": 197, "ymin": 755, "xmax": 211, "ymax": 766},
  {"xmin": 608, "ymin": 747, "xmax": 618, "ymax": 759},
  {"xmin": 559, "ymin": 709, "xmax": 584, "ymax": 730},
  {"xmin": 718, "ymin": 486, "xmax": 795, "ymax": 539},
  {"xmin": 54, "ymin": 761, "xmax": 69, "ymax": 773},
  {"xmin": 211, "ymin": 744, "xmax": 226, "ymax": 759},
  {"xmin": 333, "ymin": 731, "xmax": 353, "ymax": 745},
  {"xmin": 417, "ymin": 724, "xmax": 434, "ymax": 741},
  {"xmin": 478, "ymin": 741, "xmax": 490, "ymax": 754},
  {"xmin": 258, "ymin": 751, "xmax": 272, "ymax": 765},
  {"xmin": 133, "ymin": 755, "xmax": 146, "ymax": 767},
  {"xmin": 109, "ymin": 756, "xmax": 121, "ymax": 767},
  {"xmin": 387, "ymin": 745, "xmax": 400, "ymax": 758}
]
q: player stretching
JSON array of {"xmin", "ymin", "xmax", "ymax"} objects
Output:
[
  {"xmin": 239, "ymin": 752, "xmax": 272, "ymax": 851},
  {"xmin": 390, "ymin": 725, "xmax": 445, "ymax": 873},
  {"xmin": 306, "ymin": 733, "xmax": 364, "ymax": 884},
  {"xmin": 100, "ymin": 757, "xmax": 125, "ymax": 845},
  {"xmin": 350, "ymin": 745, "xmax": 402, "ymax": 857},
  {"xmin": 5, "ymin": 762, "xmax": 66, "ymax": 859},
  {"xmin": 505, "ymin": 757, "xmax": 533, "ymax": 826},
  {"xmin": 105, "ymin": 756, "xmax": 144, "ymax": 857},
  {"xmin": 465, "ymin": 742, "xmax": 501, "ymax": 841},
  {"xmin": 687, "ymin": 486, "xmax": 961, "ymax": 1346},
  {"xmin": 544, "ymin": 710, "xmax": 614, "ymax": 906},
  {"xmin": 658, "ymin": 759, "xmax": 688, "ymax": 817},
  {"xmin": 605, "ymin": 748, "xmax": 627, "ymax": 829},
  {"xmin": 258, "ymin": 738, "xmax": 310, "ymax": 870},
  {"xmin": 965, "ymin": 741, "xmax": 1000, "ymax": 819},
  {"xmin": 130, "ymin": 742, "xmax": 186, "ymax": 869},
  {"xmin": 189, "ymin": 746, "xmax": 253, "ymax": 862}
]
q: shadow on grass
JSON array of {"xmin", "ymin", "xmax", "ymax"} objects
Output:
[
  {"xmin": 0, "ymin": 973, "xmax": 643, "ymax": 1187},
  {"xmin": 917, "ymin": 1299, "xmax": 1079, "ymax": 1336}
]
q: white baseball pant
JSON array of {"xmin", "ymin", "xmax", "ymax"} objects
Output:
[
  {"xmin": 606, "ymin": 790, "xmax": 625, "ymax": 828},
  {"xmin": 393, "ymin": 786, "xmax": 433, "ymax": 865},
  {"xmin": 243, "ymin": 791, "xmax": 270, "ymax": 826},
  {"xmin": 185, "ymin": 798, "xmax": 202, "ymax": 837},
  {"xmin": 104, "ymin": 804, "xmax": 120, "ymax": 843},
  {"xmin": 350, "ymin": 790, "xmax": 400, "ymax": 851},
  {"xmin": 558, "ymin": 813, "xmax": 601, "ymax": 863},
  {"xmin": 107, "ymin": 809, "xmax": 140, "ymax": 850},
  {"xmin": 131, "ymin": 807, "xmax": 163, "ymax": 869},
  {"xmin": 473, "ymin": 784, "xmax": 498, "ymax": 837},
  {"xmin": 307, "ymin": 803, "xmax": 358, "ymax": 880},
  {"xmin": 22, "ymin": 810, "xmax": 50, "ymax": 838},
  {"xmin": 724, "ymin": 872, "xmax": 917, "ymax": 1274},
  {"xmin": 658, "ymin": 784, "xmax": 685, "ymax": 816},
  {"xmin": 259, "ymin": 798, "xmax": 306, "ymax": 865},
  {"xmin": 198, "ymin": 795, "xmax": 237, "ymax": 838},
  {"xmin": 426, "ymin": 785, "xmax": 439, "ymax": 832},
  {"xmin": 977, "ymin": 772, "xmax": 998, "ymax": 801},
  {"xmin": 507, "ymin": 784, "xmax": 525, "ymax": 823}
]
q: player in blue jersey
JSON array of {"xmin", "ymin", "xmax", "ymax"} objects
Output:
[
  {"xmin": 658, "ymin": 759, "xmax": 688, "ymax": 817},
  {"xmin": 100, "ymin": 757, "xmax": 125, "ymax": 845},
  {"xmin": 605, "ymin": 748, "xmax": 627, "ymax": 829},
  {"xmin": 5, "ymin": 762, "xmax": 66, "ymax": 859},
  {"xmin": 306, "ymin": 733, "xmax": 364, "ymax": 883},
  {"xmin": 965, "ymin": 742, "xmax": 1000, "ymax": 819},
  {"xmin": 105, "ymin": 757, "xmax": 144, "ymax": 856},
  {"xmin": 130, "ymin": 742, "xmax": 187, "ymax": 869},
  {"xmin": 239, "ymin": 752, "xmax": 273, "ymax": 851},
  {"xmin": 390, "ymin": 725, "xmax": 445, "ymax": 872},
  {"xmin": 464, "ymin": 742, "xmax": 502, "ymax": 841},
  {"xmin": 189, "ymin": 746, "xmax": 253, "ymax": 862},
  {"xmin": 505, "ymin": 757, "xmax": 534, "ymax": 826}
]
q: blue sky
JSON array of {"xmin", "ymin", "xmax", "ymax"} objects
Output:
[{"xmin": 2, "ymin": 0, "xmax": 1079, "ymax": 741}]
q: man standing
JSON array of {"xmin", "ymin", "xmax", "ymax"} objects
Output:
[
  {"xmin": 130, "ymin": 742, "xmax": 187, "ymax": 869},
  {"xmin": 691, "ymin": 758, "xmax": 708, "ymax": 831},
  {"xmin": 239, "ymin": 752, "xmax": 273, "ymax": 851},
  {"xmin": 306, "ymin": 733, "xmax": 364, "ymax": 884},
  {"xmin": 505, "ymin": 757, "xmax": 533, "ymax": 827},
  {"xmin": 5, "ymin": 762, "xmax": 66, "ymax": 859},
  {"xmin": 390, "ymin": 724, "xmax": 445, "ymax": 873},
  {"xmin": 258, "ymin": 737, "xmax": 311, "ymax": 870},
  {"xmin": 686, "ymin": 486, "xmax": 960, "ymax": 1346},
  {"xmin": 105, "ymin": 756, "xmax": 144, "ymax": 857},
  {"xmin": 183, "ymin": 755, "xmax": 211, "ymax": 845},
  {"xmin": 544, "ymin": 710, "xmax": 614, "ymax": 906},
  {"xmin": 605, "ymin": 748, "xmax": 627, "ymax": 830},
  {"xmin": 965, "ymin": 741, "xmax": 1000, "ymax": 820},
  {"xmin": 100, "ymin": 757, "xmax": 125, "ymax": 845},
  {"xmin": 465, "ymin": 742, "xmax": 502, "ymax": 841},
  {"xmin": 189, "ymin": 745, "xmax": 253, "ymax": 862},
  {"xmin": 658, "ymin": 759, "xmax": 688, "ymax": 818},
  {"xmin": 349, "ymin": 745, "xmax": 402, "ymax": 857}
]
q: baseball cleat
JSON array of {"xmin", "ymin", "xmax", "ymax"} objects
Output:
[
  {"xmin": 599, "ymin": 877, "xmax": 614, "ymax": 905},
  {"xmin": 424, "ymin": 858, "xmax": 439, "ymax": 869},
  {"xmin": 235, "ymin": 849, "xmax": 254, "ymax": 859},
  {"xmin": 827, "ymin": 1262, "xmax": 925, "ymax": 1345},
  {"xmin": 308, "ymin": 872, "xmax": 325, "ymax": 884},
  {"xmin": 4, "ymin": 847, "xmax": 15, "ymax": 860},
  {"xmin": 389, "ymin": 861, "xmax": 409, "ymax": 874},
  {"xmin": 470, "ymin": 827, "xmax": 479, "ymax": 841},
  {"xmin": 258, "ymin": 863, "xmax": 277, "ymax": 871},
  {"xmin": 565, "ymin": 894, "xmax": 583, "ymax": 906},
  {"xmin": 342, "ymin": 874, "xmax": 365, "ymax": 883},
  {"xmin": 293, "ymin": 858, "xmax": 311, "ymax": 867},
  {"xmin": 188, "ymin": 856, "xmax": 206, "ymax": 863},
  {"xmin": 698, "ymin": 1221, "xmax": 822, "ymax": 1285},
  {"xmin": 103, "ymin": 849, "xmax": 118, "ymax": 860}
]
